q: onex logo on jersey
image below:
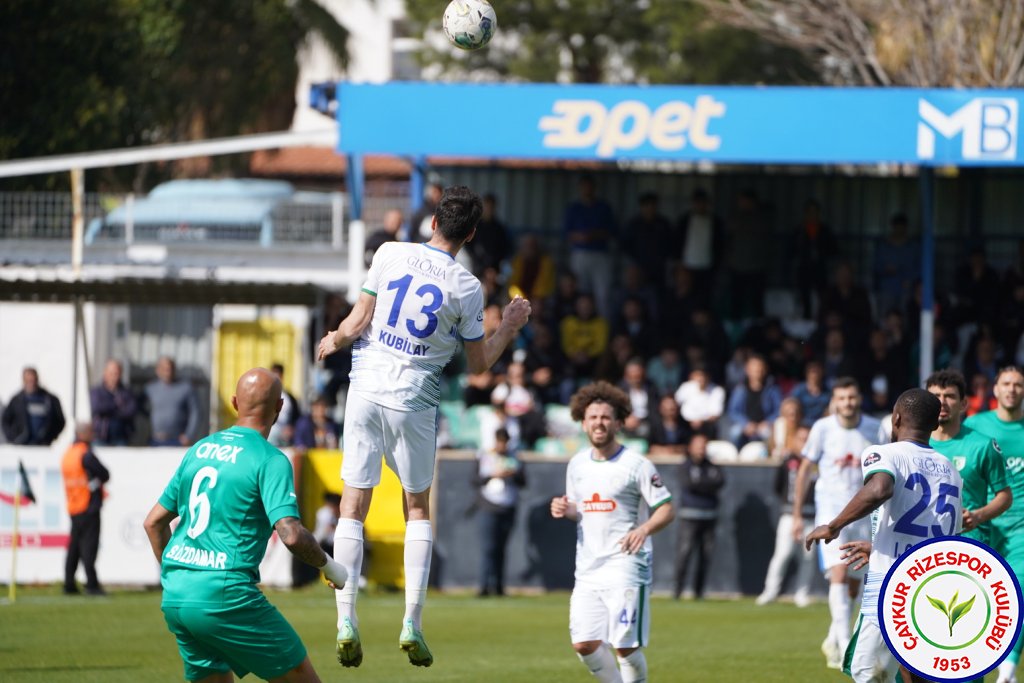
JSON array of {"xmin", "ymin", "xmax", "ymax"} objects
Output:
[
  {"xmin": 1007, "ymin": 457, "xmax": 1024, "ymax": 475},
  {"xmin": 581, "ymin": 493, "xmax": 617, "ymax": 513},
  {"xmin": 194, "ymin": 443, "xmax": 242, "ymax": 464}
]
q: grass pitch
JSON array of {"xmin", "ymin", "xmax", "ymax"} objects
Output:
[{"xmin": 0, "ymin": 586, "xmax": 1010, "ymax": 682}]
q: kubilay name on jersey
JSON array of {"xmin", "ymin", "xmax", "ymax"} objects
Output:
[{"xmin": 352, "ymin": 242, "xmax": 485, "ymax": 412}]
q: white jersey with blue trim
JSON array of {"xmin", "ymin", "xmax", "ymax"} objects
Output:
[
  {"xmin": 351, "ymin": 241, "xmax": 485, "ymax": 411},
  {"xmin": 566, "ymin": 445, "xmax": 673, "ymax": 588},
  {"xmin": 803, "ymin": 414, "xmax": 883, "ymax": 516},
  {"xmin": 860, "ymin": 440, "xmax": 963, "ymax": 617}
]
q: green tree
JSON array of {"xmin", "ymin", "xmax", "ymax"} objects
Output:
[
  {"xmin": 404, "ymin": 0, "xmax": 814, "ymax": 85},
  {"xmin": 0, "ymin": 0, "xmax": 350, "ymax": 189}
]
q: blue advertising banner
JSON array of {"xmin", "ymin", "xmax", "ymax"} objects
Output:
[{"xmin": 333, "ymin": 82, "xmax": 1023, "ymax": 166}]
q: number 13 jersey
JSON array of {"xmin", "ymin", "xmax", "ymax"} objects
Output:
[
  {"xmin": 860, "ymin": 440, "xmax": 963, "ymax": 617},
  {"xmin": 354, "ymin": 242, "xmax": 485, "ymax": 411}
]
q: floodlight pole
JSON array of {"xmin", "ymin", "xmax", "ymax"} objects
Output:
[
  {"xmin": 919, "ymin": 166, "xmax": 936, "ymax": 386},
  {"xmin": 71, "ymin": 168, "xmax": 85, "ymax": 422}
]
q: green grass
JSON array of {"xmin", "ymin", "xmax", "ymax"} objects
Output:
[{"xmin": 0, "ymin": 587, "xmax": 1016, "ymax": 682}]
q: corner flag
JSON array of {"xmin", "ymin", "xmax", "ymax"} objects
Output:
[{"xmin": 17, "ymin": 460, "xmax": 35, "ymax": 504}]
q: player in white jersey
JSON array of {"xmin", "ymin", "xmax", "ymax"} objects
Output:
[
  {"xmin": 792, "ymin": 377, "xmax": 883, "ymax": 669},
  {"xmin": 318, "ymin": 186, "xmax": 531, "ymax": 668},
  {"xmin": 807, "ymin": 388, "xmax": 963, "ymax": 683},
  {"xmin": 550, "ymin": 382, "xmax": 674, "ymax": 683}
]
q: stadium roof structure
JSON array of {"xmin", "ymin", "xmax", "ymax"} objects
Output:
[
  {"xmin": 0, "ymin": 277, "xmax": 326, "ymax": 306},
  {"xmin": 312, "ymin": 80, "xmax": 1024, "ymax": 382}
]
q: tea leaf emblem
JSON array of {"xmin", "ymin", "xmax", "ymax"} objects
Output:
[{"xmin": 927, "ymin": 590, "xmax": 976, "ymax": 637}]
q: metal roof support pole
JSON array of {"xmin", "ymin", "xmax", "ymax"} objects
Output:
[
  {"xmin": 71, "ymin": 167, "xmax": 84, "ymax": 421},
  {"xmin": 919, "ymin": 166, "xmax": 935, "ymax": 387},
  {"xmin": 346, "ymin": 153, "xmax": 364, "ymax": 220},
  {"xmin": 408, "ymin": 155, "xmax": 426, "ymax": 241}
]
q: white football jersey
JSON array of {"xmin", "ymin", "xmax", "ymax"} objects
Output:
[
  {"xmin": 351, "ymin": 242, "xmax": 485, "ymax": 411},
  {"xmin": 803, "ymin": 414, "xmax": 883, "ymax": 515},
  {"xmin": 565, "ymin": 445, "xmax": 673, "ymax": 588},
  {"xmin": 860, "ymin": 440, "xmax": 963, "ymax": 617}
]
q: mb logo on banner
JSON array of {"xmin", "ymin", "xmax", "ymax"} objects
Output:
[{"xmin": 918, "ymin": 98, "xmax": 1019, "ymax": 162}]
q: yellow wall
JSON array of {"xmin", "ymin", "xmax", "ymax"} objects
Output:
[
  {"xmin": 302, "ymin": 449, "xmax": 408, "ymax": 588},
  {"xmin": 215, "ymin": 320, "xmax": 301, "ymax": 429}
]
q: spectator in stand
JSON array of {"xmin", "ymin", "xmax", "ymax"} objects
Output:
[
  {"xmin": 521, "ymin": 322, "xmax": 568, "ymax": 405},
  {"xmin": 508, "ymin": 234, "xmax": 556, "ymax": 303},
  {"xmin": 315, "ymin": 293, "xmax": 352, "ymax": 408},
  {"xmin": 725, "ymin": 189, "xmax": 771, "ymax": 319},
  {"xmin": 821, "ymin": 329, "xmax": 861, "ymax": 391},
  {"xmin": 464, "ymin": 304, "xmax": 507, "ymax": 407},
  {"xmin": 819, "ymin": 262, "xmax": 874, "ymax": 345},
  {"xmin": 675, "ymin": 188, "xmax": 724, "ymax": 307},
  {"xmin": 409, "ymin": 180, "xmax": 443, "ymax": 241},
  {"xmin": 726, "ymin": 354, "xmax": 782, "ymax": 447},
  {"xmin": 364, "ymin": 208, "xmax": 403, "ymax": 268},
  {"xmin": 479, "ymin": 266, "xmax": 507, "ymax": 308},
  {"xmin": 560, "ymin": 293, "xmax": 608, "ymax": 384},
  {"xmin": 89, "ymin": 359, "xmax": 136, "ymax": 446},
  {"xmin": 648, "ymin": 395, "xmax": 689, "ymax": 455},
  {"xmin": 882, "ymin": 309, "xmax": 911, "ymax": 368},
  {"xmin": 674, "ymin": 364, "xmax": 725, "ymax": 439},
  {"xmin": 267, "ymin": 363, "xmax": 301, "ymax": 448},
  {"xmin": 474, "ymin": 427, "xmax": 525, "ymax": 597},
  {"xmin": 61, "ymin": 422, "xmax": 109, "ymax": 595},
  {"xmin": 681, "ymin": 307, "xmax": 730, "ymax": 381},
  {"xmin": 2, "ymin": 367, "xmax": 66, "ymax": 446},
  {"xmin": 756, "ymin": 424, "xmax": 815, "ymax": 607},
  {"xmin": 624, "ymin": 192, "xmax": 672, "ymax": 287},
  {"xmin": 966, "ymin": 372, "xmax": 998, "ymax": 416},
  {"xmin": 564, "ymin": 174, "xmax": 616, "ymax": 318},
  {"xmin": 999, "ymin": 280, "xmax": 1024, "ymax": 355},
  {"xmin": 963, "ymin": 332, "xmax": 1000, "ymax": 387},
  {"xmin": 862, "ymin": 329, "xmax": 904, "ymax": 414},
  {"xmin": 792, "ymin": 199, "xmax": 836, "ymax": 319},
  {"xmin": 646, "ymin": 346, "xmax": 685, "ymax": 399},
  {"xmin": 954, "ymin": 246, "xmax": 1001, "ymax": 327},
  {"xmin": 465, "ymin": 194, "xmax": 513, "ymax": 276},
  {"xmin": 673, "ymin": 433, "xmax": 725, "ymax": 600},
  {"xmin": 872, "ymin": 213, "xmax": 920, "ymax": 317},
  {"xmin": 611, "ymin": 263, "xmax": 661, "ymax": 326},
  {"xmin": 791, "ymin": 360, "xmax": 830, "ymax": 426},
  {"xmin": 768, "ymin": 398, "xmax": 804, "ymax": 461},
  {"xmin": 314, "ymin": 492, "xmax": 341, "ymax": 557},
  {"xmin": 597, "ymin": 334, "xmax": 636, "ymax": 385},
  {"xmin": 293, "ymin": 395, "xmax": 340, "ymax": 453},
  {"xmin": 659, "ymin": 265, "xmax": 699, "ymax": 343},
  {"xmin": 611, "ymin": 296, "xmax": 656, "ymax": 360},
  {"xmin": 491, "ymin": 361, "xmax": 539, "ymax": 419},
  {"xmin": 618, "ymin": 359, "xmax": 659, "ymax": 440},
  {"xmin": 144, "ymin": 357, "xmax": 199, "ymax": 447},
  {"xmin": 549, "ymin": 272, "xmax": 580, "ymax": 326}
]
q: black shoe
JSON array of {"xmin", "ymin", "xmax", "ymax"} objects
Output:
[
  {"xmin": 476, "ymin": 589, "xmax": 491, "ymax": 598},
  {"xmin": 63, "ymin": 586, "xmax": 81, "ymax": 595},
  {"xmin": 84, "ymin": 586, "xmax": 107, "ymax": 596}
]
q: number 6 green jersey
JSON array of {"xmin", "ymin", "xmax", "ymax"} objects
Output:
[{"xmin": 157, "ymin": 425, "xmax": 301, "ymax": 607}]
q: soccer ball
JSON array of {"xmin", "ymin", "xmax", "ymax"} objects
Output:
[{"xmin": 443, "ymin": 0, "xmax": 497, "ymax": 51}]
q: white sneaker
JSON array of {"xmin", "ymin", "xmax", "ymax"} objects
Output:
[
  {"xmin": 821, "ymin": 636, "xmax": 842, "ymax": 670},
  {"xmin": 996, "ymin": 660, "xmax": 1017, "ymax": 683},
  {"xmin": 755, "ymin": 593, "xmax": 775, "ymax": 606},
  {"xmin": 794, "ymin": 591, "xmax": 812, "ymax": 608}
]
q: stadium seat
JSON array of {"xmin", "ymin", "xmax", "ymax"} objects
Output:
[
  {"xmin": 738, "ymin": 440, "xmax": 769, "ymax": 462},
  {"xmin": 706, "ymin": 440, "xmax": 739, "ymax": 463},
  {"xmin": 545, "ymin": 404, "xmax": 582, "ymax": 437},
  {"xmin": 533, "ymin": 437, "xmax": 567, "ymax": 456},
  {"xmin": 621, "ymin": 437, "xmax": 649, "ymax": 455}
]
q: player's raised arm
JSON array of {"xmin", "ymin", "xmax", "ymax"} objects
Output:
[
  {"xmin": 464, "ymin": 296, "xmax": 531, "ymax": 374},
  {"xmin": 805, "ymin": 472, "xmax": 894, "ymax": 550},
  {"xmin": 318, "ymin": 291, "xmax": 376, "ymax": 361}
]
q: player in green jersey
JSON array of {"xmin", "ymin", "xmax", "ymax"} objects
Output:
[
  {"xmin": 926, "ymin": 369, "xmax": 1012, "ymax": 544},
  {"xmin": 144, "ymin": 368, "xmax": 348, "ymax": 683},
  {"xmin": 963, "ymin": 366, "xmax": 1024, "ymax": 683}
]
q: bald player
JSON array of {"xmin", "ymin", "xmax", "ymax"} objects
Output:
[{"xmin": 144, "ymin": 368, "xmax": 348, "ymax": 683}]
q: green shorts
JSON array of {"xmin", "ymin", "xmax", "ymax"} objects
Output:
[{"xmin": 162, "ymin": 597, "xmax": 306, "ymax": 681}]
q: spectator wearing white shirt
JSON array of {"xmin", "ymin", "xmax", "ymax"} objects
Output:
[{"xmin": 674, "ymin": 364, "xmax": 725, "ymax": 439}]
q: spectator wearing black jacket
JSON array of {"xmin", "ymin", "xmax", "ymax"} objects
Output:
[
  {"xmin": 89, "ymin": 359, "xmax": 136, "ymax": 446},
  {"xmin": 2, "ymin": 367, "xmax": 65, "ymax": 445},
  {"xmin": 673, "ymin": 433, "xmax": 725, "ymax": 600},
  {"xmin": 474, "ymin": 429, "xmax": 525, "ymax": 597}
]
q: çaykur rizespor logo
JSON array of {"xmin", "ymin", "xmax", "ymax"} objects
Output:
[{"xmin": 880, "ymin": 537, "xmax": 1021, "ymax": 681}]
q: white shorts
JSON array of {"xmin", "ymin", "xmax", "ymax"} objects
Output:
[
  {"xmin": 846, "ymin": 615, "xmax": 898, "ymax": 683},
  {"xmin": 817, "ymin": 516, "xmax": 871, "ymax": 577},
  {"xmin": 569, "ymin": 585, "xmax": 651, "ymax": 649},
  {"xmin": 341, "ymin": 391, "xmax": 437, "ymax": 493}
]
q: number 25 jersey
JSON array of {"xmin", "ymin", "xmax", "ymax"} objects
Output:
[
  {"xmin": 354, "ymin": 242, "xmax": 485, "ymax": 411},
  {"xmin": 861, "ymin": 440, "xmax": 963, "ymax": 616}
]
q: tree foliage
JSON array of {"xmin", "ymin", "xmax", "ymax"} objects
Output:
[
  {"xmin": 0, "ymin": 0, "xmax": 349, "ymax": 189},
  {"xmin": 694, "ymin": 0, "xmax": 1024, "ymax": 87},
  {"xmin": 403, "ymin": 0, "xmax": 814, "ymax": 85}
]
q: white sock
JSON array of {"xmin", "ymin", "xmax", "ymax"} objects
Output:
[
  {"xmin": 403, "ymin": 520, "xmax": 433, "ymax": 630},
  {"xmin": 334, "ymin": 518, "xmax": 364, "ymax": 630},
  {"xmin": 578, "ymin": 645, "xmax": 623, "ymax": 683},
  {"xmin": 999, "ymin": 659, "xmax": 1018, "ymax": 682},
  {"xmin": 829, "ymin": 583, "xmax": 851, "ymax": 651},
  {"xmin": 617, "ymin": 649, "xmax": 647, "ymax": 683}
]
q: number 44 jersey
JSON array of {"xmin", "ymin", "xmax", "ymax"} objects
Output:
[
  {"xmin": 860, "ymin": 440, "xmax": 964, "ymax": 617},
  {"xmin": 354, "ymin": 242, "xmax": 485, "ymax": 411},
  {"xmin": 158, "ymin": 426, "xmax": 301, "ymax": 607}
]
